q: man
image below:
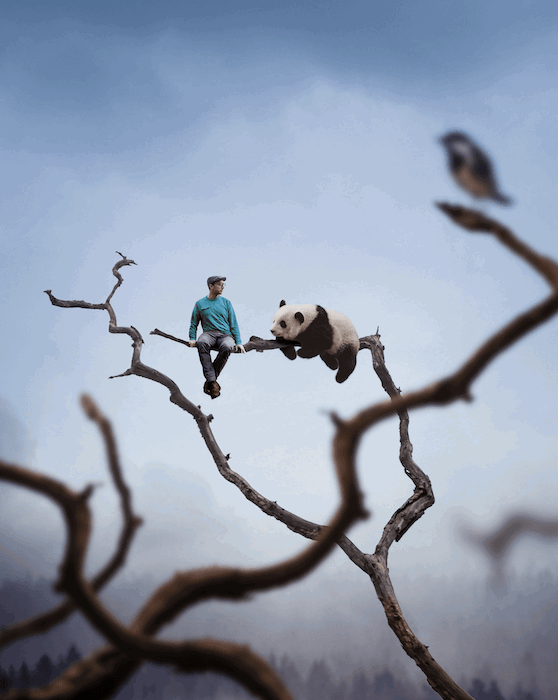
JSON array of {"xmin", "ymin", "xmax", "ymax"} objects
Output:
[{"xmin": 188, "ymin": 276, "xmax": 246, "ymax": 399}]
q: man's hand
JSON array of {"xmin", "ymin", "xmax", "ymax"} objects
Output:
[
  {"xmin": 188, "ymin": 340, "xmax": 197, "ymax": 348},
  {"xmin": 234, "ymin": 344, "xmax": 246, "ymax": 354}
]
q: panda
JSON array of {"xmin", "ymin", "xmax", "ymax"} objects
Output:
[{"xmin": 270, "ymin": 300, "xmax": 360, "ymax": 383}]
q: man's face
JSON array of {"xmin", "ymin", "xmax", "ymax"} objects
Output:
[{"xmin": 210, "ymin": 280, "xmax": 225, "ymax": 295}]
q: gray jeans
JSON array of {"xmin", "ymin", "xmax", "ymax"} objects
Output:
[{"xmin": 196, "ymin": 331, "xmax": 235, "ymax": 382}]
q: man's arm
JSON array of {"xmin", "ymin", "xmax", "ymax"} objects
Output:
[
  {"xmin": 226, "ymin": 301, "xmax": 242, "ymax": 345},
  {"xmin": 189, "ymin": 302, "xmax": 200, "ymax": 345}
]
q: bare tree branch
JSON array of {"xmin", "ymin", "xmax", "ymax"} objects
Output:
[
  {"xmin": 0, "ymin": 398, "xmax": 299, "ymax": 700},
  {"xmin": 475, "ymin": 514, "xmax": 558, "ymax": 560},
  {"xmin": 43, "ymin": 255, "xmax": 463, "ymax": 700},
  {"xmin": 0, "ymin": 398, "xmax": 142, "ymax": 649},
  {"xmin": 44, "ymin": 254, "xmax": 138, "ymax": 335},
  {"xmin": 323, "ymin": 204, "xmax": 558, "ymax": 699},
  {"xmin": 150, "ymin": 329, "xmax": 300, "ymax": 355},
  {"xmin": 338, "ymin": 207, "xmax": 558, "ymax": 446},
  {"xmin": 47, "ymin": 402, "xmax": 366, "ymax": 668},
  {"xmin": 150, "ymin": 328, "xmax": 193, "ymax": 347},
  {"xmin": 436, "ymin": 203, "xmax": 558, "ymax": 289},
  {"xmin": 206, "ymin": 328, "xmax": 466, "ymax": 700},
  {"xmin": 347, "ymin": 335, "xmax": 468, "ymax": 700},
  {"xmin": 461, "ymin": 513, "xmax": 558, "ymax": 592}
]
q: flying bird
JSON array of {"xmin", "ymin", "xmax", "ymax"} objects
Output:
[{"xmin": 439, "ymin": 131, "xmax": 513, "ymax": 205}]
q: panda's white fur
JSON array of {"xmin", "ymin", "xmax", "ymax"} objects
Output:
[{"xmin": 270, "ymin": 301, "xmax": 359, "ymax": 383}]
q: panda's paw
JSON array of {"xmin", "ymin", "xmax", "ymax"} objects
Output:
[{"xmin": 281, "ymin": 346, "xmax": 297, "ymax": 360}]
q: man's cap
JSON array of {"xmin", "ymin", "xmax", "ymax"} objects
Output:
[{"xmin": 207, "ymin": 275, "xmax": 226, "ymax": 287}]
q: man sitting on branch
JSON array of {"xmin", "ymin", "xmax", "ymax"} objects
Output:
[{"xmin": 188, "ymin": 276, "xmax": 245, "ymax": 399}]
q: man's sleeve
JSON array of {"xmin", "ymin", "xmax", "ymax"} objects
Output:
[
  {"xmin": 189, "ymin": 303, "xmax": 200, "ymax": 341},
  {"xmin": 228, "ymin": 302, "xmax": 242, "ymax": 345}
]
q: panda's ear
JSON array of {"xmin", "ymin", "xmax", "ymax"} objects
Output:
[
  {"xmin": 295, "ymin": 311, "xmax": 305, "ymax": 324},
  {"xmin": 279, "ymin": 300, "xmax": 286, "ymax": 307}
]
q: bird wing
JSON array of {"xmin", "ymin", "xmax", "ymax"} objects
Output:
[{"xmin": 470, "ymin": 146, "xmax": 493, "ymax": 183}]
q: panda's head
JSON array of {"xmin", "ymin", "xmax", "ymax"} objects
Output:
[{"xmin": 270, "ymin": 300, "xmax": 315, "ymax": 341}]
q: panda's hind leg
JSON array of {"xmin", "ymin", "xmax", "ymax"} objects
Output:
[
  {"xmin": 334, "ymin": 346, "xmax": 357, "ymax": 383},
  {"xmin": 320, "ymin": 352, "xmax": 339, "ymax": 371}
]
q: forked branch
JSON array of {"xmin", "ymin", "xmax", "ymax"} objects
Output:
[
  {"xmin": 0, "ymin": 398, "xmax": 142, "ymax": 650},
  {"xmin": 327, "ymin": 205, "xmax": 558, "ymax": 699},
  {"xmin": 0, "ymin": 398, "xmax": 302, "ymax": 700}
]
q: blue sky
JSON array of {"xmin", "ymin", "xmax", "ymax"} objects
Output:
[{"xmin": 2, "ymin": 0, "xmax": 558, "ymax": 675}]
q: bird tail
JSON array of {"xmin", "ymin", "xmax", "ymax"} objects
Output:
[{"xmin": 492, "ymin": 191, "xmax": 513, "ymax": 206}]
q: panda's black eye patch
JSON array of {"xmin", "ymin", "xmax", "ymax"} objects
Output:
[{"xmin": 280, "ymin": 321, "xmax": 287, "ymax": 328}]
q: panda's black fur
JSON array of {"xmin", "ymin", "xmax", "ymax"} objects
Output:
[{"xmin": 291, "ymin": 305, "xmax": 333, "ymax": 357}]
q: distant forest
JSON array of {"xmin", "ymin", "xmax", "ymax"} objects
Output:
[
  {"xmin": 0, "ymin": 646, "xmax": 540, "ymax": 700},
  {"xmin": 0, "ymin": 572, "xmax": 554, "ymax": 700}
]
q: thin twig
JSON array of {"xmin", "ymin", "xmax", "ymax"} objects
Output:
[{"xmin": 150, "ymin": 328, "xmax": 300, "ymax": 354}]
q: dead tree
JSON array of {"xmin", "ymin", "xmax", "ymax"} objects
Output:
[{"xmin": 2, "ymin": 204, "xmax": 558, "ymax": 700}]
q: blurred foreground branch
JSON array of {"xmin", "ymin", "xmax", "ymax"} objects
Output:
[
  {"xmin": 1, "ymin": 391, "xmax": 363, "ymax": 700},
  {"xmin": 461, "ymin": 512, "xmax": 558, "ymax": 592}
]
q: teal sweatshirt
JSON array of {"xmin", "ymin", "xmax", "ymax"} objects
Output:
[{"xmin": 189, "ymin": 296, "xmax": 242, "ymax": 344}]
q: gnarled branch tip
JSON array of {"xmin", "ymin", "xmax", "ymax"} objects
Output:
[
  {"xmin": 109, "ymin": 369, "xmax": 133, "ymax": 379},
  {"xmin": 79, "ymin": 483, "xmax": 96, "ymax": 501},
  {"xmin": 115, "ymin": 251, "xmax": 137, "ymax": 263},
  {"xmin": 329, "ymin": 411, "xmax": 344, "ymax": 428},
  {"xmin": 80, "ymin": 393, "xmax": 100, "ymax": 420}
]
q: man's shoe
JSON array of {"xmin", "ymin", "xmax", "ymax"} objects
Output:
[{"xmin": 208, "ymin": 380, "xmax": 221, "ymax": 399}]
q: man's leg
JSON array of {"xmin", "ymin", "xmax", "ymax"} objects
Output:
[
  {"xmin": 196, "ymin": 332, "xmax": 218, "ymax": 382},
  {"xmin": 213, "ymin": 335, "xmax": 236, "ymax": 378}
]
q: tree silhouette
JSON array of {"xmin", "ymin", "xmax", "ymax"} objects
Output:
[
  {"xmin": 305, "ymin": 660, "xmax": 335, "ymax": 700},
  {"xmin": 350, "ymin": 670, "xmax": 373, "ymax": 700},
  {"xmin": 374, "ymin": 670, "xmax": 396, "ymax": 699},
  {"xmin": 64, "ymin": 647, "xmax": 80, "ymax": 666},
  {"xmin": 33, "ymin": 655, "xmax": 55, "ymax": 686},
  {"xmin": 14, "ymin": 662, "xmax": 30, "ymax": 690},
  {"xmin": 0, "ymin": 667, "xmax": 9, "ymax": 693},
  {"xmin": 468, "ymin": 679, "xmax": 506, "ymax": 700},
  {"xmin": 277, "ymin": 656, "xmax": 305, "ymax": 699},
  {"xmin": 0, "ymin": 649, "xmax": 546, "ymax": 699}
]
